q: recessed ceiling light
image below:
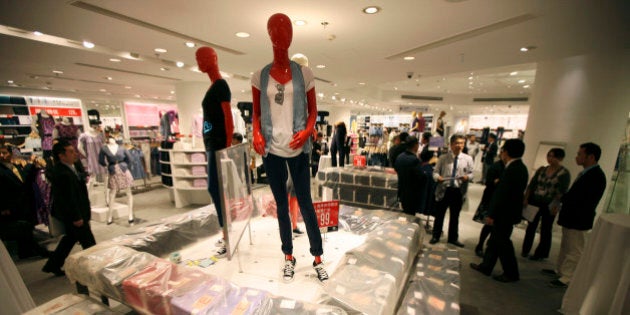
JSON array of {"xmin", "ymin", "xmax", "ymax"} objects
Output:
[
  {"xmin": 403, "ymin": 56, "xmax": 415, "ymax": 61},
  {"xmin": 109, "ymin": 58, "xmax": 121, "ymax": 62},
  {"xmin": 235, "ymin": 32, "xmax": 250, "ymax": 38},
  {"xmin": 520, "ymin": 46, "xmax": 538, "ymax": 52},
  {"xmin": 316, "ymin": 64, "xmax": 326, "ymax": 69},
  {"xmin": 83, "ymin": 41, "xmax": 95, "ymax": 48},
  {"xmin": 105, "ymin": 76, "xmax": 113, "ymax": 80},
  {"xmin": 170, "ymin": 91, "xmax": 175, "ymax": 94},
  {"xmin": 52, "ymin": 70, "xmax": 63, "ymax": 74},
  {"xmin": 185, "ymin": 42, "xmax": 195, "ymax": 48},
  {"xmin": 294, "ymin": 20, "xmax": 307, "ymax": 26},
  {"xmin": 176, "ymin": 61, "xmax": 185, "ymax": 68},
  {"xmin": 7, "ymin": 80, "xmax": 14, "ymax": 84},
  {"xmin": 33, "ymin": 31, "xmax": 43, "ymax": 36},
  {"xmin": 160, "ymin": 67, "xmax": 169, "ymax": 71},
  {"xmin": 518, "ymin": 79, "xmax": 526, "ymax": 83},
  {"xmin": 468, "ymin": 76, "xmax": 473, "ymax": 80},
  {"xmin": 135, "ymin": 94, "xmax": 141, "ymax": 98},
  {"xmin": 523, "ymin": 85, "xmax": 530, "ymax": 88},
  {"xmin": 510, "ymin": 71, "xmax": 518, "ymax": 76},
  {"xmin": 154, "ymin": 48, "xmax": 167, "ymax": 53},
  {"xmin": 124, "ymin": 86, "xmax": 131, "ymax": 89},
  {"xmin": 99, "ymin": 89, "xmax": 106, "ymax": 92},
  {"xmin": 363, "ymin": 6, "xmax": 381, "ymax": 14},
  {"xmin": 359, "ymin": 82, "xmax": 366, "ymax": 85}
]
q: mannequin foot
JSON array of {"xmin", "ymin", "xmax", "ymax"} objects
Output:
[
  {"xmin": 106, "ymin": 218, "xmax": 113, "ymax": 225},
  {"xmin": 128, "ymin": 219, "xmax": 134, "ymax": 224}
]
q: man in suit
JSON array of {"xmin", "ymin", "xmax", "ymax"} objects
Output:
[
  {"xmin": 545, "ymin": 142, "xmax": 606, "ymax": 288},
  {"xmin": 430, "ymin": 134, "xmax": 474, "ymax": 247},
  {"xmin": 394, "ymin": 136, "xmax": 428, "ymax": 216},
  {"xmin": 0, "ymin": 143, "xmax": 48, "ymax": 259},
  {"xmin": 42, "ymin": 140, "xmax": 96, "ymax": 276},
  {"xmin": 471, "ymin": 139, "xmax": 528, "ymax": 282},
  {"xmin": 481, "ymin": 133, "xmax": 498, "ymax": 183}
]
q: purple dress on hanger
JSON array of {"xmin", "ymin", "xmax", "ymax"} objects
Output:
[
  {"xmin": 36, "ymin": 113, "xmax": 55, "ymax": 151},
  {"xmin": 79, "ymin": 132, "xmax": 107, "ymax": 176},
  {"xmin": 55, "ymin": 123, "xmax": 80, "ymax": 152}
]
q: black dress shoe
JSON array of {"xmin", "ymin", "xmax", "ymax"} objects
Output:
[
  {"xmin": 541, "ymin": 269, "xmax": 559, "ymax": 277},
  {"xmin": 429, "ymin": 237, "xmax": 439, "ymax": 244},
  {"xmin": 529, "ymin": 255, "xmax": 545, "ymax": 261},
  {"xmin": 469, "ymin": 263, "xmax": 491, "ymax": 276},
  {"xmin": 521, "ymin": 252, "xmax": 529, "ymax": 258},
  {"xmin": 42, "ymin": 264, "xmax": 65, "ymax": 277},
  {"xmin": 493, "ymin": 274, "xmax": 519, "ymax": 283},
  {"xmin": 128, "ymin": 219, "xmax": 135, "ymax": 224},
  {"xmin": 448, "ymin": 240, "xmax": 465, "ymax": 248}
]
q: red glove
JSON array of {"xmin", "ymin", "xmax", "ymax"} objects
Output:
[
  {"xmin": 289, "ymin": 129, "xmax": 313, "ymax": 150},
  {"xmin": 253, "ymin": 129, "xmax": 266, "ymax": 155}
]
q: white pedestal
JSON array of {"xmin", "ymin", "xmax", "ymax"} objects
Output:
[{"xmin": 91, "ymin": 202, "xmax": 129, "ymax": 223}]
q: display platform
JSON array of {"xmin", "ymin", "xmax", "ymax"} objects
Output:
[
  {"xmin": 60, "ymin": 204, "xmax": 463, "ymax": 314},
  {"xmin": 91, "ymin": 202, "xmax": 129, "ymax": 223}
]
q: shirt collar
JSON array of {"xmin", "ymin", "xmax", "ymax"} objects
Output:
[
  {"xmin": 580, "ymin": 164, "xmax": 599, "ymax": 176},
  {"xmin": 505, "ymin": 157, "xmax": 521, "ymax": 168}
]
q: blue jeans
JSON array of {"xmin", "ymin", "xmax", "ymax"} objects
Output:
[
  {"xmin": 263, "ymin": 153, "xmax": 323, "ymax": 256},
  {"xmin": 207, "ymin": 151, "xmax": 223, "ymax": 227}
]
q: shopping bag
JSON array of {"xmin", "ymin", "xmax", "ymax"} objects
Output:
[{"xmin": 522, "ymin": 204, "xmax": 540, "ymax": 222}]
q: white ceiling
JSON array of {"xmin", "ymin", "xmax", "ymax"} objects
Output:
[{"xmin": 0, "ymin": 0, "xmax": 626, "ymax": 116}]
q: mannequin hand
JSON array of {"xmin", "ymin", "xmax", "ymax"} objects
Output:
[
  {"xmin": 253, "ymin": 131, "xmax": 266, "ymax": 155},
  {"xmin": 73, "ymin": 219, "xmax": 84, "ymax": 227},
  {"xmin": 484, "ymin": 217, "xmax": 494, "ymax": 226},
  {"xmin": 289, "ymin": 129, "xmax": 311, "ymax": 150}
]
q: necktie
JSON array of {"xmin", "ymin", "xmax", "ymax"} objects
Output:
[
  {"xmin": 451, "ymin": 155, "xmax": 458, "ymax": 186},
  {"xmin": 12, "ymin": 165, "xmax": 23, "ymax": 182}
]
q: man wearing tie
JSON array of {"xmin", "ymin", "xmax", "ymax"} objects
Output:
[{"xmin": 430, "ymin": 134, "xmax": 474, "ymax": 247}]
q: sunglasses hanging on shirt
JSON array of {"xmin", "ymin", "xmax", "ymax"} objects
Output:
[{"xmin": 274, "ymin": 83, "xmax": 284, "ymax": 105}]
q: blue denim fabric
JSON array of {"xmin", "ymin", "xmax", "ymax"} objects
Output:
[{"xmin": 263, "ymin": 153, "xmax": 323, "ymax": 256}]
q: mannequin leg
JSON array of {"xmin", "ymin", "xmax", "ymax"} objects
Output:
[
  {"xmin": 126, "ymin": 188, "xmax": 134, "ymax": 223},
  {"xmin": 107, "ymin": 189, "xmax": 117, "ymax": 224}
]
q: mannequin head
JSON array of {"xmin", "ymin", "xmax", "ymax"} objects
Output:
[
  {"xmin": 291, "ymin": 53, "xmax": 309, "ymax": 67},
  {"xmin": 268, "ymin": 13, "xmax": 292, "ymax": 50},
  {"xmin": 196, "ymin": 46, "xmax": 218, "ymax": 73}
]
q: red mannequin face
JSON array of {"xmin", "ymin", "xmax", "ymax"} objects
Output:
[
  {"xmin": 267, "ymin": 13, "xmax": 292, "ymax": 50},
  {"xmin": 195, "ymin": 46, "xmax": 218, "ymax": 73}
]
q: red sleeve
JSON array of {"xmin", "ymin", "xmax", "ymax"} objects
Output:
[{"xmin": 252, "ymin": 86, "xmax": 262, "ymax": 136}]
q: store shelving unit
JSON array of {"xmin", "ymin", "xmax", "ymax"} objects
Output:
[
  {"xmin": 0, "ymin": 96, "xmax": 31, "ymax": 145},
  {"xmin": 160, "ymin": 148, "xmax": 211, "ymax": 208}
]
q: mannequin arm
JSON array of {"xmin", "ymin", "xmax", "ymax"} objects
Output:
[
  {"xmin": 222, "ymin": 101, "xmax": 234, "ymax": 148},
  {"xmin": 251, "ymin": 86, "xmax": 265, "ymax": 155},
  {"xmin": 289, "ymin": 88, "xmax": 317, "ymax": 150}
]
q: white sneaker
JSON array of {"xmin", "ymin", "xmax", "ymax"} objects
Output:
[
  {"xmin": 214, "ymin": 238, "xmax": 225, "ymax": 247},
  {"xmin": 313, "ymin": 261, "xmax": 329, "ymax": 283},
  {"xmin": 214, "ymin": 246, "xmax": 227, "ymax": 258},
  {"xmin": 282, "ymin": 258, "xmax": 296, "ymax": 283}
]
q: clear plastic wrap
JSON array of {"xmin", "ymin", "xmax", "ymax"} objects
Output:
[
  {"xmin": 324, "ymin": 264, "xmax": 398, "ymax": 315},
  {"xmin": 65, "ymin": 245, "xmax": 139, "ymax": 289},
  {"xmin": 258, "ymin": 296, "xmax": 349, "ymax": 315},
  {"xmin": 97, "ymin": 251, "xmax": 158, "ymax": 301},
  {"xmin": 122, "ymin": 259, "xmax": 211, "ymax": 315},
  {"xmin": 54, "ymin": 298, "xmax": 118, "ymax": 315},
  {"xmin": 23, "ymin": 294, "xmax": 87, "ymax": 315},
  {"xmin": 169, "ymin": 277, "xmax": 237, "ymax": 315}
]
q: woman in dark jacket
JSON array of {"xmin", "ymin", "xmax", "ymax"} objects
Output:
[{"xmin": 330, "ymin": 121, "xmax": 347, "ymax": 167}]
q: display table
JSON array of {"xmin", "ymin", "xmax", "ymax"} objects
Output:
[
  {"xmin": 561, "ymin": 213, "xmax": 630, "ymax": 315},
  {"xmin": 319, "ymin": 155, "xmax": 332, "ymax": 170}
]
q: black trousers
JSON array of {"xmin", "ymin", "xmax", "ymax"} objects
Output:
[
  {"xmin": 44, "ymin": 221, "xmax": 96, "ymax": 270},
  {"xmin": 0, "ymin": 220, "xmax": 38, "ymax": 258},
  {"xmin": 522, "ymin": 204, "xmax": 555, "ymax": 258},
  {"xmin": 432, "ymin": 187, "xmax": 463, "ymax": 242},
  {"xmin": 481, "ymin": 222, "xmax": 519, "ymax": 279},
  {"xmin": 476, "ymin": 224, "xmax": 492, "ymax": 250}
]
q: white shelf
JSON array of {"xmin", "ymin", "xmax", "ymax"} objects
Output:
[
  {"xmin": 160, "ymin": 148, "xmax": 211, "ymax": 208},
  {"xmin": 171, "ymin": 162, "xmax": 206, "ymax": 166}
]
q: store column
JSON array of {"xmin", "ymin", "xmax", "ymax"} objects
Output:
[
  {"xmin": 175, "ymin": 81, "xmax": 208, "ymax": 147},
  {"xmin": 522, "ymin": 50, "xmax": 629, "ymax": 213}
]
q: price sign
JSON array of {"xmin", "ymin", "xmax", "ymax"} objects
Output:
[{"xmin": 313, "ymin": 200, "xmax": 339, "ymax": 231}]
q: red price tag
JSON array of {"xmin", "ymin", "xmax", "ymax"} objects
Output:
[{"xmin": 313, "ymin": 200, "xmax": 339, "ymax": 229}]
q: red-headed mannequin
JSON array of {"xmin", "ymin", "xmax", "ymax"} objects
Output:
[
  {"xmin": 196, "ymin": 46, "xmax": 233, "ymax": 147},
  {"xmin": 251, "ymin": 13, "xmax": 318, "ymax": 156}
]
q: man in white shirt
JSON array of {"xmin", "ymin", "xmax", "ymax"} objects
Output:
[{"xmin": 430, "ymin": 134, "xmax": 474, "ymax": 247}]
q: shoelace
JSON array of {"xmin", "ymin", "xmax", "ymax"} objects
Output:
[
  {"xmin": 283, "ymin": 260, "xmax": 295, "ymax": 277},
  {"xmin": 314, "ymin": 263, "xmax": 329, "ymax": 281}
]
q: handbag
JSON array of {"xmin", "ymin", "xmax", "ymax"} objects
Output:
[{"xmin": 48, "ymin": 214, "xmax": 66, "ymax": 237}]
